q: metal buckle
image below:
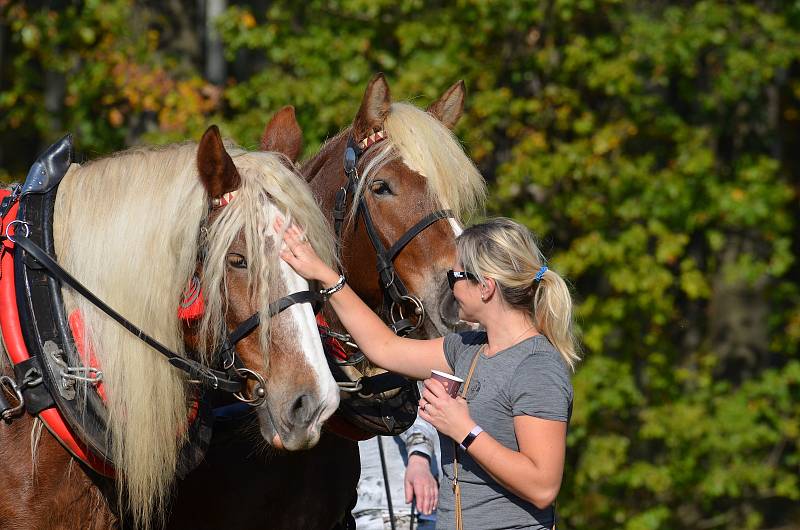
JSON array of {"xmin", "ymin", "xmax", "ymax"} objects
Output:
[
  {"xmin": 4, "ymin": 220, "xmax": 30, "ymax": 242},
  {"xmin": 61, "ymin": 366, "xmax": 103, "ymax": 384}
]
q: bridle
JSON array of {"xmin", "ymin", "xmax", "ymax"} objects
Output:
[
  {"xmin": 333, "ymin": 130, "xmax": 455, "ymax": 337},
  {"xmin": 2, "ymin": 186, "xmax": 327, "ymax": 414}
]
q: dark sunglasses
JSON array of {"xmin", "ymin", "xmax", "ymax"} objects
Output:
[{"xmin": 447, "ymin": 269, "xmax": 478, "ymax": 290}]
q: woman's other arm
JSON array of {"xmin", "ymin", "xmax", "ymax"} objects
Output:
[
  {"xmin": 420, "ymin": 380, "xmax": 566, "ymax": 510},
  {"xmin": 464, "ymin": 416, "xmax": 566, "ymax": 509}
]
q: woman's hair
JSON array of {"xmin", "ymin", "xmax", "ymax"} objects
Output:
[{"xmin": 456, "ymin": 217, "xmax": 581, "ymax": 370}]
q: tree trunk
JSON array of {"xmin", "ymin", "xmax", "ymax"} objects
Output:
[{"xmin": 204, "ymin": 0, "xmax": 226, "ymax": 86}]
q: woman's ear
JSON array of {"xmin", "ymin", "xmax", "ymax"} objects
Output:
[{"xmin": 481, "ymin": 277, "xmax": 496, "ymax": 302}]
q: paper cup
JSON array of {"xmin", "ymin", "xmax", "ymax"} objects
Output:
[{"xmin": 430, "ymin": 370, "xmax": 464, "ymax": 398}]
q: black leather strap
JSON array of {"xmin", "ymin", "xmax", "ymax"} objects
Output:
[
  {"xmin": 227, "ymin": 290, "xmax": 325, "ymax": 346},
  {"xmin": 386, "ymin": 209, "xmax": 453, "ymax": 261},
  {"xmin": 12, "ymin": 233, "xmax": 243, "ymax": 393}
]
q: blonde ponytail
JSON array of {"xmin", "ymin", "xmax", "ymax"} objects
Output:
[
  {"xmin": 533, "ymin": 268, "xmax": 580, "ymax": 370},
  {"xmin": 456, "ymin": 218, "xmax": 581, "ymax": 370}
]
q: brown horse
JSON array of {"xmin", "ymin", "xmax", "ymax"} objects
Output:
[
  {"xmin": 0, "ymin": 119, "xmax": 338, "ymax": 528},
  {"xmin": 166, "ymin": 74, "xmax": 485, "ymax": 529}
]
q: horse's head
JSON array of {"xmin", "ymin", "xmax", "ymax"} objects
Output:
[
  {"xmin": 305, "ymin": 74, "xmax": 486, "ymax": 339},
  {"xmin": 194, "ymin": 115, "xmax": 339, "ymax": 450}
]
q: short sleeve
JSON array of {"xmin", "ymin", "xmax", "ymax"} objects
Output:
[
  {"xmin": 443, "ymin": 333, "xmax": 461, "ymax": 371},
  {"xmin": 443, "ymin": 331, "xmax": 486, "ymax": 372},
  {"xmin": 509, "ymin": 355, "xmax": 572, "ymax": 422}
]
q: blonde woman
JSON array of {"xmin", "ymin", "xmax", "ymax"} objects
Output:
[{"xmin": 278, "ymin": 217, "xmax": 578, "ymax": 530}]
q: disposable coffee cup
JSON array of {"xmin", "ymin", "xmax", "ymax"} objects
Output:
[{"xmin": 430, "ymin": 370, "xmax": 464, "ymax": 398}]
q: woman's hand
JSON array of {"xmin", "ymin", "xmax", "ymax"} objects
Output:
[
  {"xmin": 404, "ymin": 453, "xmax": 438, "ymax": 514},
  {"xmin": 274, "ymin": 217, "xmax": 339, "ymax": 286},
  {"xmin": 418, "ymin": 378, "xmax": 474, "ymax": 443}
]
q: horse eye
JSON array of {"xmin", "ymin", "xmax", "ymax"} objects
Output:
[
  {"xmin": 370, "ymin": 180, "xmax": 393, "ymax": 196},
  {"xmin": 226, "ymin": 253, "xmax": 247, "ymax": 269}
]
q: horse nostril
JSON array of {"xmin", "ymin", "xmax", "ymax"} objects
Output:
[{"xmin": 288, "ymin": 393, "xmax": 316, "ymax": 426}]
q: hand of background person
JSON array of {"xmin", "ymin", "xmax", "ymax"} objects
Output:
[
  {"xmin": 418, "ymin": 379, "xmax": 474, "ymax": 444},
  {"xmin": 404, "ymin": 453, "xmax": 438, "ymax": 515},
  {"xmin": 275, "ymin": 217, "xmax": 339, "ymax": 286}
]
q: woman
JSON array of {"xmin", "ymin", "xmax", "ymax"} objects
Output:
[{"xmin": 278, "ymin": 217, "xmax": 579, "ymax": 530}]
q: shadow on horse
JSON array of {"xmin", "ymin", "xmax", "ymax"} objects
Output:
[
  {"xmin": 167, "ymin": 73, "xmax": 486, "ymax": 529},
  {"xmin": 0, "ymin": 120, "xmax": 339, "ymax": 528}
]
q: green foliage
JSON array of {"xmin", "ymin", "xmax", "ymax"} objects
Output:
[
  {"xmin": 2, "ymin": 0, "xmax": 799, "ymax": 527},
  {"xmin": 0, "ymin": 0, "xmax": 219, "ymax": 180}
]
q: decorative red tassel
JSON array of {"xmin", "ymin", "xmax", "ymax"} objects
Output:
[{"xmin": 178, "ymin": 276, "xmax": 204, "ymax": 321}]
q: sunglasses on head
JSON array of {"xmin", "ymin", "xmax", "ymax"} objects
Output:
[{"xmin": 447, "ymin": 269, "xmax": 478, "ymax": 290}]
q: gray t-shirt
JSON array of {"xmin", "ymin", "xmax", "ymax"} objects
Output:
[{"xmin": 437, "ymin": 331, "xmax": 573, "ymax": 530}]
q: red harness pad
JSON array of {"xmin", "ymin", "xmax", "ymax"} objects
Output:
[{"xmin": 0, "ymin": 190, "xmax": 114, "ymax": 477}]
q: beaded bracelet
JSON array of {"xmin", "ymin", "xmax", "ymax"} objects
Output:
[{"xmin": 320, "ymin": 274, "xmax": 346, "ymax": 297}]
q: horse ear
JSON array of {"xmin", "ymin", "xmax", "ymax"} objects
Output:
[
  {"xmin": 427, "ymin": 80, "xmax": 466, "ymax": 129},
  {"xmin": 352, "ymin": 73, "xmax": 391, "ymax": 141},
  {"xmin": 261, "ymin": 106, "xmax": 303, "ymax": 162},
  {"xmin": 197, "ymin": 125, "xmax": 241, "ymax": 198}
]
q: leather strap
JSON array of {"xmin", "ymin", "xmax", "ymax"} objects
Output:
[
  {"xmin": 451, "ymin": 344, "xmax": 558, "ymax": 530},
  {"xmin": 453, "ymin": 345, "xmax": 482, "ymax": 530},
  {"xmin": 11, "ymin": 233, "xmax": 244, "ymax": 393}
]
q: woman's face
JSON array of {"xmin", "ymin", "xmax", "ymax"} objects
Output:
[{"xmin": 451, "ymin": 258, "xmax": 482, "ymax": 323}]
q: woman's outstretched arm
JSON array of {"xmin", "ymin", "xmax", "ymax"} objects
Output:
[{"xmin": 277, "ymin": 218, "xmax": 450, "ymax": 380}]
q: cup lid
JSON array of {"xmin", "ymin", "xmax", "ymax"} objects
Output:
[{"xmin": 431, "ymin": 369, "xmax": 464, "ymax": 383}]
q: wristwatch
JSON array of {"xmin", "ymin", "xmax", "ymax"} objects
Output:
[{"xmin": 459, "ymin": 425, "xmax": 484, "ymax": 451}]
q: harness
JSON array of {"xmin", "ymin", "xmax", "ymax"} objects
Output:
[
  {"xmin": 0, "ymin": 136, "xmax": 326, "ymax": 474},
  {"xmin": 322, "ymin": 129, "xmax": 456, "ymax": 436},
  {"xmin": 334, "ymin": 132, "xmax": 454, "ymax": 336}
]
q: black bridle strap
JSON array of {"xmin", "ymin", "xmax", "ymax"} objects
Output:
[
  {"xmin": 227, "ymin": 290, "xmax": 325, "ymax": 345},
  {"xmin": 12, "ymin": 233, "xmax": 244, "ymax": 393},
  {"xmin": 386, "ymin": 209, "xmax": 454, "ymax": 261}
]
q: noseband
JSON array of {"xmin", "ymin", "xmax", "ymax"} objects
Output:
[{"xmin": 334, "ymin": 132, "xmax": 454, "ymax": 336}]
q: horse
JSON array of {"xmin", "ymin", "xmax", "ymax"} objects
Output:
[
  {"xmin": 166, "ymin": 73, "xmax": 486, "ymax": 529},
  {"xmin": 0, "ymin": 116, "xmax": 339, "ymax": 529}
]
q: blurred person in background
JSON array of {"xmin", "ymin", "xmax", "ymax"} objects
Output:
[{"xmin": 354, "ymin": 412, "xmax": 440, "ymax": 529}]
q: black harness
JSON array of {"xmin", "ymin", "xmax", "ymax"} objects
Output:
[
  {"xmin": 323, "ymin": 131, "xmax": 455, "ymax": 435},
  {"xmin": 334, "ymin": 134, "xmax": 454, "ymax": 336}
]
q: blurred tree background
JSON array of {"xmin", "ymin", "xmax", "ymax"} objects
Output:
[{"xmin": 2, "ymin": 1, "xmax": 799, "ymax": 528}]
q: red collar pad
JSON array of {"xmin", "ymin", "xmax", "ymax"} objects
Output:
[{"xmin": 0, "ymin": 189, "xmax": 115, "ymax": 477}]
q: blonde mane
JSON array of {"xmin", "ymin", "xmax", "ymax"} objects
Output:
[
  {"xmin": 52, "ymin": 142, "xmax": 333, "ymax": 528},
  {"xmin": 350, "ymin": 102, "xmax": 486, "ymax": 221}
]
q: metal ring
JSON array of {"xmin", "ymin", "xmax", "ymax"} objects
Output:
[
  {"xmin": 389, "ymin": 294, "xmax": 425, "ymax": 333},
  {"xmin": 0, "ymin": 375, "xmax": 25, "ymax": 420},
  {"xmin": 233, "ymin": 367, "xmax": 267, "ymax": 406},
  {"xmin": 4, "ymin": 220, "xmax": 30, "ymax": 242}
]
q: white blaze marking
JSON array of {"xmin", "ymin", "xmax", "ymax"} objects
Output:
[{"xmin": 267, "ymin": 207, "xmax": 339, "ymax": 417}]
